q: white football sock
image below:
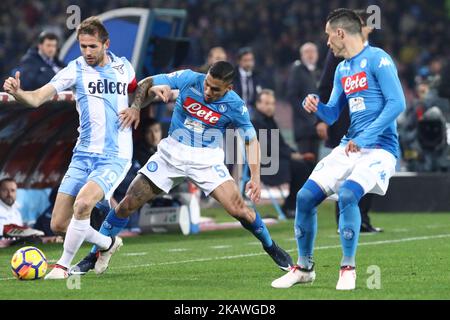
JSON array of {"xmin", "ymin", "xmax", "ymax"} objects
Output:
[
  {"xmin": 57, "ymin": 218, "xmax": 90, "ymax": 268},
  {"xmin": 84, "ymin": 226, "xmax": 112, "ymax": 250}
]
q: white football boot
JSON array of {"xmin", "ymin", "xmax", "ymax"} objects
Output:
[
  {"xmin": 271, "ymin": 265, "xmax": 316, "ymax": 288},
  {"xmin": 94, "ymin": 236, "xmax": 123, "ymax": 274},
  {"xmin": 336, "ymin": 266, "xmax": 356, "ymax": 290},
  {"xmin": 45, "ymin": 264, "xmax": 69, "ymax": 280}
]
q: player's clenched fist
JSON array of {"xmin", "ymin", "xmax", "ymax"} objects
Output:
[
  {"xmin": 3, "ymin": 71, "xmax": 21, "ymax": 94},
  {"xmin": 302, "ymin": 94, "xmax": 319, "ymax": 113}
]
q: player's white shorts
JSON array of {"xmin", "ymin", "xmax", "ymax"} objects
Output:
[
  {"xmin": 309, "ymin": 146, "xmax": 397, "ymax": 196},
  {"xmin": 139, "ymin": 136, "xmax": 233, "ymax": 196}
]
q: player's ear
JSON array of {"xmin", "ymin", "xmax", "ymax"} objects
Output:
[
  {"xmin": 337, "ymin": 28, "xmax": 345, "ymax": 39},
  {"xmin": 104, "ymin": 39, "xmax": 110, "ymax": 50}
]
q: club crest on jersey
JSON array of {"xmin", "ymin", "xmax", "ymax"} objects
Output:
[
  {"xmin": 360, "ymin": 58, "xmax": 367, "ymax": 68},
  {"xmin": 219, "ymin": 104, "xmax": 227, "ymax": 112},
  {"xmin": 342, "ymin": 71, "xmax": 368, "ymax": 94},
  {"xmin": 183, "ymin": 97, "xmax": 221, "ymax": 125},
  {"xmin": 112, "ymin": 64, "xmax": 124, "ymax": 74}
]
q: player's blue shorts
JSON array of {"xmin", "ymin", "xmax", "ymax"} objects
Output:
[{"xmin": 58, "ymin": 151, "xmax": 131, "ymax": 200}]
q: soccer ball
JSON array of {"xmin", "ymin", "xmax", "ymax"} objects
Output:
[{"xmin": 11, "ymin": 246, "xmax": 48, "ymax": 280}]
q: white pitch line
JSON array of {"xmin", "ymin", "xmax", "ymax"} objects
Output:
[
  {"xmin": 210, "ymin": 245, "xmax": 232, "ymax": 249},
  {"xmin": 123, "ymin": 252, "xmax": 148, "ymax": 256},
  {"xmin": 246, "ymin": 241, "xmax": 262, "ymax": 246},
  {"xmin": 167, "ymin": 248, "xmax": 189, "ymax": 252}
]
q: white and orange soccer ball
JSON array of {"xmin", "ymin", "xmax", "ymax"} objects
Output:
[{"xmin": 11, "ymin": 246, "xmax": 48, "ymax": 280}]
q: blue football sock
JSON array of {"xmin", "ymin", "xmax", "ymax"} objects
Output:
[
  {"xmin": 240, "ymin": 210, "xmax": 273, "ymax": 248},
  {"xmin": 295, "ymin": 179, "xmax": 326, "ymax": 269},
  {"xmin": 91, "ymin": 209, "xmax": 129, "ymax": 253},
  {"xmin": 338, "ymin": 180, "xmax": 364, "ymax": 267}
]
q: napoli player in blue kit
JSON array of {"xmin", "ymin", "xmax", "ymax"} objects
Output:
[
  {"xmin": 74, "ymin": 61, "xmax": 293, "ymax": 275},
  {"xmin": 3, "ymin": 17, "xmax": 139, "ymax": 279},
  {"xmin": 272, "ymin": 8, "xmax": 406, "ymax": 290}
]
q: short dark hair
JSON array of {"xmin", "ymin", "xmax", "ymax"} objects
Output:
[
  {"xmin": 77, "ymin": 16, "xmax": 109, "ymax": 43},
  {"xmin": 38, "ymin": 31, "xmax": 58, "ymax": 44},
  {"xmin": 327, "ymin": 8, "xmax": 362, "ymax": 34},
  {"xmin": 353, "ymin": 9, "xmax": 370, "ymax": 27},
  {"xmin": 256, "ymin": 89, "xmax": 275, "ymax": 103},
  {"xmin": 0, "ymin": 177, "xmax": 16, "ymax": 188},
  {"xmin": 208, "ymin": 61, "xmax": 235, "ymax": 84},
  {"xmin": 237, "ymin": 47, "xmax": 253, "ymax": 60}
]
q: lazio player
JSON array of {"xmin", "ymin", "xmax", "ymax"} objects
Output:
[
  {"xmin": 74, "ymin": 61, "xmax": 294, "ymax": 275},
  {"xmin": 272, "ymin": 8, "xmax": 406, "ymax": 290},
  {"xmin": 3, "ymin": 17, "xmax": 139, "ymax": 279}
]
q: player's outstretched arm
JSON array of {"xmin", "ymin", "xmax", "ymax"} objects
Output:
[
  {"xmin": 245, "ymin": 137, "xmax": 261, "ymax": 203},
  {"xmin": 3, "ymin": 71, "xmax": 56, "ymax": 108},
  {"xmin": 119, "ymin": 77, "xmax": 154, "ymax": 130}
]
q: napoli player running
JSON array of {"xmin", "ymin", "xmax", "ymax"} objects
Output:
[
  {"xmin": 3, "ymin": 17, "xmax": 139, "ymax": 279},
  {"xmin": 271, "ymin": 8, "xmax": 405, "ymax": 290},
  {"xmin": 74, "ymin": 61, "xmax": 293, "ymax": 275}
]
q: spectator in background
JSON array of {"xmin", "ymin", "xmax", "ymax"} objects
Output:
[
  {"xmin": 287, "ymin": 42, "xmax": 321, "ymax": 159},
  {"xmin": 134, "ymin": 118, "xmax": 163, "ymax": 167},
  {"xmin": 315, "ymin": 9, "xmax": 382, "ymax": 233},
  {"xmin": 233, "ymin": 47, "xmax": 263, "ymax": 112},
  {"xmin": 252, "ymin": 89, "xmax": 315, "ymax": 218},
  {"xmin": 197, "ymin": 46, "xmax": 228, "ymax": 74},
  {"xmin": 0, "ymin": 178, "xmax": 44, "ymax": 241},
  {"xmin": 15, "ymin": 31, "xmax": 65, "ymax": 90}
]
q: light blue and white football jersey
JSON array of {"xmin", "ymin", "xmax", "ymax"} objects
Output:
[{"xmin": 49, "ymin": 51, "xmax": 137, "ymax": 160}]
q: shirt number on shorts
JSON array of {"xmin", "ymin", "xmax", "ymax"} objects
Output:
[
  {"xmin": 100, "ymin": 169, "xmax": 118, "ymax": 185},
  {"xmin": 214, "ymin": 165, "xmax": 227, "ymax": 178}
]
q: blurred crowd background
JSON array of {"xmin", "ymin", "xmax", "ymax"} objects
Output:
[
  {"xmin": 1, "ymin": 0, "xmax": 449, "ymax": 172},
  {"xmin": 1, "ymin": 0, "xmax": 449, "ymax": 96}
]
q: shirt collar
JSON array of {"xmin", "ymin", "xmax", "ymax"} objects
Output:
[
  {"xmin": 38, "ymin": 51, "xmax": 53, "ymax": 63},
  {"xmin": 239, "ymin": 67, "xmax": 252, "ymax": 78}
]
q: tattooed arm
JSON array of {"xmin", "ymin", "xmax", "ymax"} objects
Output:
[
  {"xmin": 130, "ymin": 77, "xmax": 155, "ymax": 110},
  {"xmin": 119, "ymin": 77, "xmax": 177, "ymax": 129}
]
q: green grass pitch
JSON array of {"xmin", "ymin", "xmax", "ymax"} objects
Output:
[{"xmin": 1, "ymin": 201, "xmax": 449, "ymax": 300}]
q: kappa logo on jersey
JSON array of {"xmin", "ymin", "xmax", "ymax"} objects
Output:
[
  {"xmin": 378, "ymin": 57, "xmax": 392, "ymax": 68},
  {"xmin": 182, "ymin": 97, "xmax": 222, "ymax": 125},
  {"xmin": 87, "ymin": 79, "xmax": 128, "ymax": 95},
  {"xmin": 342, "ymin": 71, "xmax": 368, "ymax": 94},
  {"xmin": 112, "ymin": 64, "xmax": 124, "ymax": 75}
]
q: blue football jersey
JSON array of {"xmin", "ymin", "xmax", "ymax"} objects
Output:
[
  {"xmin": 313, "ymin": 45, "xmax": 406, "ymax": 157},
  {"xmin": 153, "ymin": 69, "xmax": 256, "ymax": 148}
]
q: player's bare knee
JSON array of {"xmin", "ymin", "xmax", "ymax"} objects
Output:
[
  {"xmin": 50, "ymin": 219, "xmax": 68, "ymax": 234},
  {"xmin": 227, "ymin": 199, "xmax": 248, "ymax": 219},
  {"xmin": 73, "ymin": 198, "xmax": 93, "ymax": 219}
]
